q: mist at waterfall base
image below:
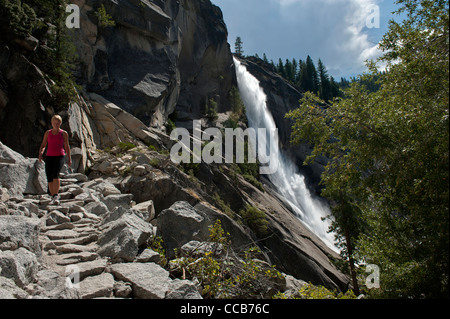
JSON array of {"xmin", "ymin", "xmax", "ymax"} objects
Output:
[{"xmin": 233, "ymin": 58, "xmax": 338, "ymax": 253}]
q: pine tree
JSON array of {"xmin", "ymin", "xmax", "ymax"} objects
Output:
[
  {"xmin": 284, "ymin": 59, "xmax": 293, "ymax": 83},
  {"xmin": 234, "ymin": 36, "xmax": 244, "ymax": 56},
  {"xmin": 291, "ymin": 58, "xmax": 298, "ymax": 83},
  {"xmin": 277, "ymin": 58, "xmax": 286, "ymax": 78},
  {"xmin": 297, "ymin": 59, "xmax": 308, "ymax": 92},
  {"xmin": 305, "ymin": 56, "xmax": 318, "ymax": 93},
  {"xmin": 317, "ymin": 59, "xmax": 332, "ymax": 101}
]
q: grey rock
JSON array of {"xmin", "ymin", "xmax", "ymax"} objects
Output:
[
  {"xmin": 135, "ymin": 249, "xmax": 161, "ymax": 264},
  {"xmin": 166, "ymin": 279, "xmax": 203, "ymax": 299},
  {"xmin": 0, "ymin": 142, "xmax": 47, "ymax": 195},
  {"xmin": 110, "ymin": 263, "xmax": 170, "ymax": 299},
  {"xmin": 0, "ymin": 215, "xmax": 41, "ymax": 253},
  {"xmin": 181, "ymin": 240, "xmax": 223, "ymax": 258},
  {"xmin": 79, "ymin": 272, "xmax": 115, "ymax": 299},
  {"xmin": 0, "ymin": 247, "xmax": 39, "ymax": 287},
  {"xmin": 0, "ymin": 276, "xmax": 29, "ymax": 299},
  {"xmin": 32, "ymin": 269, "xmax": 80, "ymax": 299},
  {"xmin": 46, "ymin": 210, "xmax": 71, "ymax": 226},
  {"xmin": 45, "ymin": 229, "xmax": 79, "ymax": 240},
  {"xmin": 64, "ymin": 173, "xmax": 89, "ymax": 183},
  {"xmin": 102, "ymin": 194, "xmax": 133, "ymax": 211},
  {"xmin": 156, "ymin": 201, "xmax": 214, "ymax": 258},
  {"xmin": 113, "ymin": 281, "xmax": 132, "ymax": 298},
  {"xmin": 77, "ymin": 259, "xmax": 108, "ymax": 281},
  {"xmin": 132, "ymin": 200, "xmax": 155, "ymax": 222},
  {"xmin": 97, "ymin": 209, "xmax": 153, "ymax": 262},
  {"xmin": 83, "ymin": 200, "xmax": 109, "ymax": 216}
]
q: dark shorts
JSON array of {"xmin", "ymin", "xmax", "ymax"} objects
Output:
[{"xmin": 45, "ymin": 155, "xmax": 65, "ymax": 183}]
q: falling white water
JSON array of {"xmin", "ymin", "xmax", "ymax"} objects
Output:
[{"xmin": 234, "ymin": 57, "xmax": 338, "ymax": 252}]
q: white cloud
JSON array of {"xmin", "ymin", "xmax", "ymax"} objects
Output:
[
  {"xmin": 273, "ymin": 0, "xmax": 383, "ymax": 76},
  {"xmin": 213, "ymin": 0, "xmax": 389, "ymax": 78}
]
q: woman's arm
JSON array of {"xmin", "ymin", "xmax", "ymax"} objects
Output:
[
  {"xmin": 39, "ymin": 131, "xmax": 49, "ymax": 163},
  {"xmin": 63, "ymin": 131, "xmax": 72, "ymax": 167}
]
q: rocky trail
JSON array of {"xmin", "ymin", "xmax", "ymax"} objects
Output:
[{"xmin": 1, "ymin": 170, "xmax": 204, "ymax": 299}]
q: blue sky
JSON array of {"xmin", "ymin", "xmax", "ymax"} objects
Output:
[{"xmin": 211, "ymin": 0, "xmax": 404, "ymax": 79}]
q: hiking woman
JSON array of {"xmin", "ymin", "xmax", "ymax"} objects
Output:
[{"xmin": 38, "ymin": 115, "xmax": 72, "ymax": 204}]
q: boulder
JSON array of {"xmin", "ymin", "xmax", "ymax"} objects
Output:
[
  {"xmin": 0, "ymin": 142, "xmax": 47, "ymax": 196},
  {"xmin": 110, "ymin": 262, "xmax": 170, "ymax": 299},
  {"xmin": 157, "ymin": 201, "xmax": 256, "ymax": 258},
  {"xmin": 157, "ymin": 201, "xmax": 210, "ymax": 258},
  {"xmin": 102, "ymin": 194, "xmax": 133, "ymax": 211},
  {"xmin": 98, "ymin": 208, "xmax": 154, "ymax": 262},
  {"xmin": 31, "ymin": 269, "xmax": 80, "ymax": 299},
  {"xmin": 166, "ymin": 279, "xmax": 203, "ymax": 299},
  {"xmin": 135, "ymin": 249, "xmax": 161, "ymax": 264},
  {"xmin": 0, "ymin": 276, "xmax": 29, "ymax": 299},
  {"xmin": 83, "ymin": 200, "xmax": 109, "ymax": 217},
  {"xmin": 0, "ymin": 215, "xmax": 41, "ymax": 253},
  {"xmin": 0, "ymin": 247, "xmax": 39, "ymax": 287},
  {"xmin": 118, "ymin": 173, "xmax": 199, "ymax": 214},
  {"xmin": 79, "ymin": 272, "xmax": 115, "ymax": 299},
  {"xmin": 132, "ymin": 200, "xmax": 156, "ymax": 222},
  {"xmin": 46, "ymin": 211, "xmax": 71, "ymax": 226}
]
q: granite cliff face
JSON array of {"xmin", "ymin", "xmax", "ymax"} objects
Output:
[
  {"xmin": 0, "ymin": 0, "xmax": 235, "ymax": 158},
  {"xmin": 75, "ymin": 0, "xmax": 235, "ymax": 128},
  {"xmin": 0, "ymin": 0, "xmax": 350, "ymax": 297}
]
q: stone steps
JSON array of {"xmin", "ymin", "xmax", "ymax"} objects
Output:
[{"xmin": 1, "ymin": 171, "xmax": 203, "ymax": 299}]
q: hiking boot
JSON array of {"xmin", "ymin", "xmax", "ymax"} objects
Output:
[{"xmin": 53, "ymin": 194, "xmax": 60, "ymax": 205}]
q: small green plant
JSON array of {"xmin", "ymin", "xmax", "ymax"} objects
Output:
[
  {"xmin": 149, "ymin": 158, "xmax": 160, "ymax": 168},
  {"xmin": 242, "ymin": 174, "xmax": 264, "ymax": 191},
  {"xmin": 273, "ymin": 283, "xmax": 356, "ymax": 299},
  {"xmin": 95, "ymin": 4, "xmax": 116, "ymax": 28},
  {"xmin": 147, "ymin": 235, "xmax": 167, "ymax": 266},
  {"xmin": 205, "ymin": 98, "xmax": 218, "ymax": 121},
  {"xmin": 166, "ymin": 118, "xmax": 176, "ymax": 135},
  {"xmin": 239, "ymin": 205, "xmax": 269, "ymax": 238},
  {"xmin": 212, "ymin": 193, "xmax": 234, "ymax": 219},
  {"xmin": 118, "ymin": 141, "xmax": 136, "ymax": 152},
  {"xmin": 208, "ymin": 220, "xmax": 230, "ymax": 246}
]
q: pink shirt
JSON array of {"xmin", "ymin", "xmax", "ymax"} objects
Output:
[{"xmin": 47, "ymin": 130, "xmax": 65, "ymax": 156}]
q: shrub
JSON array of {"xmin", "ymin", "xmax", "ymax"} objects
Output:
[
  {"xmin": 273, "ymin": 283, "xmax": 356, "ymax": 299},
  {"xmin": 118, "ymin": 141, "xmax": 136, "ymax": 152},
  {"xmin": 95, "ymin": 4, "xmax": 116, "ymax": 28},
  {"xmin": 239, "ymin": 205, "xmax": 269, "ymax": 238},
  {"xmin": 170, "ymin": 219, "xmax": 283, "ymax": 299},
  {"xmin": 205, "ymin": 98, "xmax": 218, "ymax": 120}
]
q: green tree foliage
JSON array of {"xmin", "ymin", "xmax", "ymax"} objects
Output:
[
  {"xmin": 229, "ymin": 86, "xmax": 245, "ymax": 119},
  {"xmin": 95, "ymin": 4, "xmax": 116, "ymax": 28},
  {"xmin": 205, "ymin": 97, "xmax": 218, "ymax": 120},
  {"xmin": 267, "ymin": 54, "xmax": 341, "ymax": 100},
  {"xmin": 317, "ymin": 59, "xmax": 332, "ymax": 101},
  {"xmin": 239, "ymin": 205, "xmax": 269, "ymax": 238},
  {"xmin": 234, "ymin": 36, "xmax": 244, "ymax": 56},
  {"xmin": 1, "ymin": 0, "xmax": 80, "ymax": 108},
  {"xmin": 0, "ymin": 0, "xmax": 37, "ymax": 38},
  {"xmin": 286, "ymin": 0, "xmax": 449, "ymax": 298}
]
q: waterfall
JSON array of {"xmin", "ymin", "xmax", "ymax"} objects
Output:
[{"xmin": 234, "ymin": 57, "xmax": 338, "ymax": 252}]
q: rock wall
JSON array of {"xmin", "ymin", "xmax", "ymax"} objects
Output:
[
  {"xmin": 0, "ymin": 0, "xmax": 234, "ymax": 159},
  {"xmin": 75, "ymin": 0, "xmax": 235, "ymax": 128}
]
